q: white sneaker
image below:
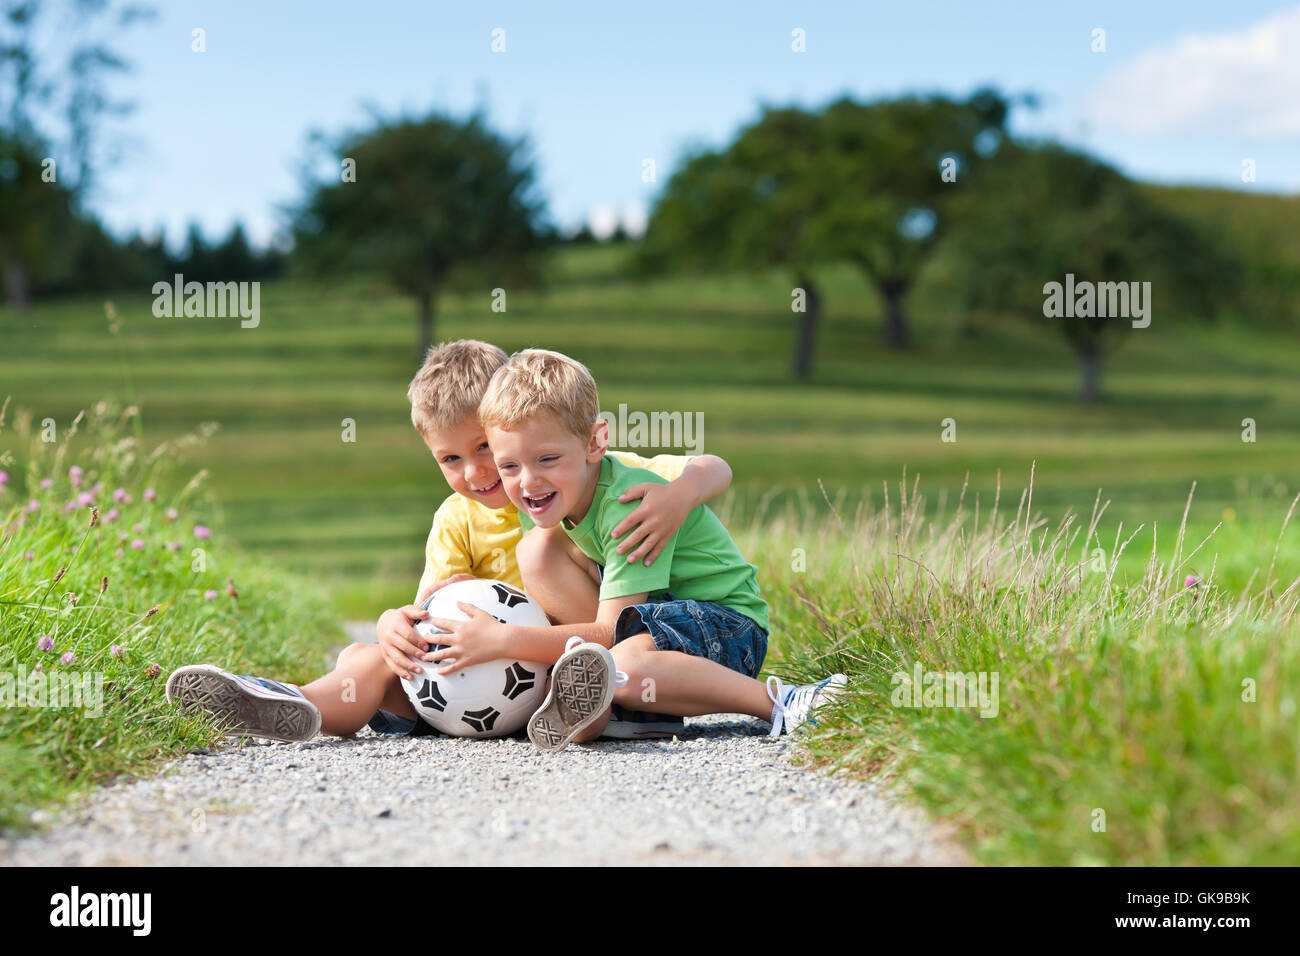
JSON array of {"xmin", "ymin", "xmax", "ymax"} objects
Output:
[
  {"xmin": 166, "ymin": 664, "xmax": 322, "ymax": 742},
  {"xmin": 528, "ymin": 637, "xmax": 627, "ymax": 753},
  {"xmin": 766, "ymin": 673, "xmax": 848, "ymax": 736}
]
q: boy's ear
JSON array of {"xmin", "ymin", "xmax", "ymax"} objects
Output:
[{"xmin": 586, "ymin": 419, "xmax": 609, "ymax": 462}]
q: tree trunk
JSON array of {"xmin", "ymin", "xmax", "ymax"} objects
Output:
[
  {"xmin": 1078, "ymin": 346, "xmax": 1102, "ymax": 406},
  {"xmin": 416, "ymin": 291, "xmax": 435, "ymax": 359},
  {"xmin": 880, "ymin": 278, "xmax": 909, "ymax": 349},
  {"xmin": 792, "ymin": 276, "xmax": 820, "ymax": 379},
  {"xmin": 3, "ymin": 259, "xmax": 31, "ymax": 309}
]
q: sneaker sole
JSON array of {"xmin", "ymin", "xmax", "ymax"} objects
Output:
[
  {"xmin": 166, "ymin": 664, "xmax": 321, "ymax": 743},
  {"xmin": 527, "ymin": 647, "xmax": 615, "ymax": 753},
  {"xmin": 602, "ymin": 721, "xmax": 685, "ymax": 739}
]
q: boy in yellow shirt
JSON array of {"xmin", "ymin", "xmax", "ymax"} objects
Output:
[{"xmin": 165, "ymin": 340, "xmax": 731, "ymax": 742}]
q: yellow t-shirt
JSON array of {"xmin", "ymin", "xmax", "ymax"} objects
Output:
[{"xmin": 414, "ymin": 451, "xmax": 695, "ymax": 600}]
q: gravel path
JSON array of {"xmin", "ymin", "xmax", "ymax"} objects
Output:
[{"xmin": 0, "ymin": 625, "xmax": 969, "ymax": 866}]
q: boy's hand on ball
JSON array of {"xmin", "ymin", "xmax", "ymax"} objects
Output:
[
  {"xmin": 376, "ymin": 605, "xmax": 430, "ymax": 680},
  {"xmin": 613, "ymin": 481, "xmax": 690, "ymax": 566},
  {"xmin": 424, "ymin": 602, "xmax": 508, "ymax": 674}
]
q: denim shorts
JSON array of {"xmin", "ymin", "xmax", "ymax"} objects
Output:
[
  {"xmin": 613, "ymin": 593, "xmax": 768, "ymax": 679},
  {"xmin": 367, "ymin": 706, "xmax": 438, "ymax": 736}
]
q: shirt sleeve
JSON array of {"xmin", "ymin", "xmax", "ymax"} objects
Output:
[
  {"xmin": 414, "ymin": 496, "xmax": 475, "ymax": 601},
  {"xmin": 594, "ymin": 492, "xmax": 676, "ymax": 601}
]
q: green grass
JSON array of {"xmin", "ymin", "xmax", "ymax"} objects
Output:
[
  {"xmin": 2, "ymin": 244, "xmax": 1297, "ymax": 617},
  {"xmin": 0, "ymin": 404, "xmax": 342, "ymax": 833},
  {"xmin": 744, "ymin": 472, "xmax": 1300, "ymax": 865}
]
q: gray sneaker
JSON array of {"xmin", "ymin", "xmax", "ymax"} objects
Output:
[
  {"xmin": 603, "ymin": 704, "xmax": 686, "ymax": 739},
  {"xmin": 166, "ymin": 664, "xmax": 321, "ymax": 742},
  {"xmin": 528, "ymin": 637, "xmax": 625, "ymax": 753}
]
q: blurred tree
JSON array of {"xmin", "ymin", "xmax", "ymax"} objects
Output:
[
  {"xmin": 637, "ymin": 90, "xmax": 1011, "ymax": 375},
  {"xmin": 210, "ymin": 224, "xmax": 254, "ymax": 280},
  {"xmin": 948, "ymin": 143, "xmax": 1243, "ymax": 404},
  {"xmin": 0, "ymin": 0, "xmax": 153, "ymax": 304},
  {"xmin": 177, "ymin": 222, "xmax": 213, "ymax": 280},
  {"xmin": 290, "ymin": 109, "xmax": 550, "ymax": 356},
  {"xmin": 0, "ymin": 131, "xmax": 74, "ymax": 305},
  {"xmin": 1, "ymin": 0, "xmax": 152, "ymax": 195}
]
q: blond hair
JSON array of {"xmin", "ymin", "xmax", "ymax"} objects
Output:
[
  {"xmin": 407, "ymin": 340, "xmax": 509, "ymax": 437},
  {"xmin": 478, "ymin": 348, "xmax": 599, "ymax": 442}
]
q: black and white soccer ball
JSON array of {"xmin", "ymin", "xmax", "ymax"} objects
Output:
[{"xmin": 402, "ymin": 578, "xmax": 550, "ymax": 737}]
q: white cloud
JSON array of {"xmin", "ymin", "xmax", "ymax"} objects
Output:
[{"xmin": 1085, "ymin": 6, "xmax": 1300, "ymax": 138}]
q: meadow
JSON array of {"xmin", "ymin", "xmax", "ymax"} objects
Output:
[
  {"xmin": 3, "ymin": 237, "xmax": 1298, "ymax": 614},
  {"xmin": 2, "ymin": 226, "xmax": 1298, "ymax": 860}
]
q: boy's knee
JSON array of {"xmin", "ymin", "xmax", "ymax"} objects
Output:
[
  {"xmin": 610, "ymin": 635, "xmax": 658, "ymax": 705},
  {"xmin": 337, "ymin": 641, "xmax": 382, "ymax": 669},
  {"xmin": 517, "ymin": 526, "xmax": 566, "ymax": 583}
]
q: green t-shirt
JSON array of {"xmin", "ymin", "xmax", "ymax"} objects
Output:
[{"xmin": 519, "ymin": 455, "xmax": 769, "ymax": 631}]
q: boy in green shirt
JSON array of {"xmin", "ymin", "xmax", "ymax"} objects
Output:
[{"xmin": 424, "ymin": 348, "xmax": 847, "ymax": 751}]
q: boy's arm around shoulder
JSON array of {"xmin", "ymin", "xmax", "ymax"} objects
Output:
[{"xmin": 609, "ymin": 453, "xmax": 731, "ymax": 565}]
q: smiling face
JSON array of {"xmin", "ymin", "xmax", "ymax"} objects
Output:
[
  {"xmin": 487, "ymin": 412, "xmax": 608, "ymax": 528},
  {"xmin": 423, "ymin": 415, "xmax": 511, "ymax": 510}
]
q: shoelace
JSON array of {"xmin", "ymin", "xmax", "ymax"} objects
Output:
[
  {"xmin": 767, "ymin": 676, "xmax": 791, "ymax": 736},
  {"xmin": 766, "ymin": 676, "xmax": 825, "ymax": 737}
]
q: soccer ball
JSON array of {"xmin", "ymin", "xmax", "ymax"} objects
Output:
[{"xmin": 402, "ymin": 578, "xmax": 551, "ymax": 737}]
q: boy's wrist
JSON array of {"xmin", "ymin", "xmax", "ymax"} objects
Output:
[
  {"xmin": 497, "ymin": 623, "xmax": 520, "ymax": 658},
  {"xmin": 674, "ymin": 469, "xmax": 707, "ymax": 509}
]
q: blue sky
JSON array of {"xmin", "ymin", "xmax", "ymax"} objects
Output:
[{"xmin": 80, "ymin": 0, "xmax": 1300, "ymax": 250}]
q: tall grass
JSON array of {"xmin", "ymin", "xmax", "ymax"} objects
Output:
[
  {"xmin": 0, "ymin": 401, "xmax": 342, "ymax": 834},
  {"xmin": 740, "ymin": 467, "xmax": 1300, "ymax": 864}
]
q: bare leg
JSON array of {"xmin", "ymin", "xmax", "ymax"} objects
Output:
[
  {"xmin": 517, "ymin": 525, "xmax": 600, "ymax": 625},
  {"xmin": 609, "ymin": 633, "xmax": 773, "ymax": 717},
  {"xmin": 298, "ymin": 642, "xmax": 418, "ymax": 736}
]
